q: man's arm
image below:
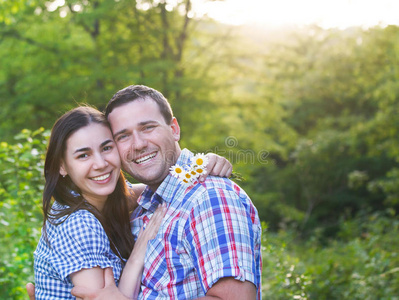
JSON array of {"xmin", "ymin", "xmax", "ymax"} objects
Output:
[
  {"xmin": 27, "ymin": 277, "xmax": 257, "ymax": 300},
  {"xmin": 25, "ymin": 277, "xmax": 129, "ymax": 300},
  {"xmin": 187, "ymin": 184, "xmax": 261, "ymax": 300},
  {"xmin": 202, "ymin": 153, "xmax": 233, "ymax": 180},
  {"xmin": 200, "ymin": 277, "xmax": 257, "ymax": 300}
]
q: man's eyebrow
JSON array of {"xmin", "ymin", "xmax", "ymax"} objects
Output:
[
  {"xmin": 139, "ymin": 120, "xmax": 158, "ymax": 126},
  {"xmin": 113, "ymin": 121, "xmax": 159, "ymax": 137},
  {"xmin": 113, "ymin": 128, "xmax": 128, "ymax": 138}
]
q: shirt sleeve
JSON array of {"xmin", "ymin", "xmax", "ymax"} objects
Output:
[
  {"xmin": 184, "ymin": 187, "xmax": 261, "ymax": 293},
  {"xmin": 48, "ymin": 210, "xmax": 123, "ymax": 281}
]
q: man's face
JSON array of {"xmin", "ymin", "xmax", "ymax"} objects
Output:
[{"xmin": 108, "ymin": 98, "xmax": 181, "ymax": 191}]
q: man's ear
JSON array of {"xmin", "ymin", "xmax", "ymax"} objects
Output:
[
  {"xmin": 170, "ymin": 117, "xmax": 180, "ymax": 141},
  {"xmin": 59, "ymin": 161, "xmax": 67, "ymax": 177}
]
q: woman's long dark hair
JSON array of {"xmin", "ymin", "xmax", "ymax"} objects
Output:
[{"xmin": 42, "ymin": 106, "xmax": 134, "ymax": 260}]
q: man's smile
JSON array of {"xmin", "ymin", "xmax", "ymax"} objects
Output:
[{"xmin": 134, "ymin": 152, "xmax": 157, "ymax": 164}]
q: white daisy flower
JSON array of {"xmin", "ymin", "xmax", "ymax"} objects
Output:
[
  {"xmin": 189, "ymin": 169, "xmax": 199, "ymax": 179},
  {"xmin": 169, "ymin": 154, "xmax": 209, "ymax": 187},
  {"xmin": 181, "ymin": 178, "xmax": 192, "ymax": 186},
  {"xmin": 194, "ymin": 166, "xmax": 207, "ymax": 176},
  {"xmin": 170, "ymin": 164, "xmax": 184, "ymax": 177},
  {"xmin": 182, "ymin": 170, "xmax": 192, "ymax": 181},
  {"xmin": 192, "ymin": 153, "xmax": 208, "ymax": 168},
  {"xmin": 179, "ymin": 171, "xmax": 194, "ymax": 186}
]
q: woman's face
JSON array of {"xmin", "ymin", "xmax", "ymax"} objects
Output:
[{"xmin": 59, "ymin": 123, "xmax": 121, "ymax": 211}]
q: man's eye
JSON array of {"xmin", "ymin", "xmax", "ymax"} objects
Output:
[{"xmin": 116, "ymin": 135, "xmax": 127, "ymax": 141}]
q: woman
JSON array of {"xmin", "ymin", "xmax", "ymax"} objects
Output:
[{"xmin": 33, "ymin": 106, "xmax": 232, "ymax": 299}]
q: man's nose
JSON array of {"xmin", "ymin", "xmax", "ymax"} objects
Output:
[{"xmin": 131, "ymin": 132, "xmax": 148, "ymax": 151}]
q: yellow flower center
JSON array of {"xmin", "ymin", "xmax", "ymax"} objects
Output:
[
  {"xmin": 185, "ymin": 173, "xmax": 191, "ymax": 179},
  {"xmin": 197, "ymin": 168, "xmax": 203, "ymax": 173},
  {"xmin": 196, "ymin": 158, "xmax": 204, "ymax": 165},
  {"xmin": 175, "ymin": 167, "xmax": 182, "ymax": 174}
]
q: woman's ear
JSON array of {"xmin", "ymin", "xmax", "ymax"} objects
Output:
[{"xmin": 59, "ymin": 161, "xmax": 67, "ymax": 177}]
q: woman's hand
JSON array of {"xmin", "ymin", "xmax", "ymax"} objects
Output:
[
  {"xmin": 132, "ymin": 203, "xmax": 165, "ymax": 258},
  {"xmin": 201, "ymin": 153, "xmax": 233, "ymax": 181},
  {"xmin": 26, "ymin": 283, "xmax": 35, "ymax": 300},
  {"xmin": 117, "ymin": 203, "xmax": 166, "ymax": 299}
]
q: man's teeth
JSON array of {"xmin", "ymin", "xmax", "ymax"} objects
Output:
[
  {"xmin": 92, "ymin": 173, "xmax": 111, "ymax": 181},
  {"xmin": 135, "ymin": 153, "xmax": 156, "ymax": 164}
]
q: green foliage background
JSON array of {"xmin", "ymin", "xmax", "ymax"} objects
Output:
[{"xmin": 1, "ymin": 0, "xmax": 399, "ymax": 299}]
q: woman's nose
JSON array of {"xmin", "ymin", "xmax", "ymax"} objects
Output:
[{"xmin": 93, "ymin": 153, "xmax": 108, "ymax": 169}]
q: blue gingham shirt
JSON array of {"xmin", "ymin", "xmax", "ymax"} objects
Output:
[
  {"xmin": 130, "ymin": 149, "xmax": 262, "ymax": 299},
  {"xmin": 34, "ymin": 202, "xmax": 124, "ymax": 299}
]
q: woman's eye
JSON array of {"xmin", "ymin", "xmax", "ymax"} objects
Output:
[
  {"xmin": 103, "ymin": 145, "xmax": 112, "ymax": 151},
  {"xmin": 77, "ymin": 153, "xmax": 88, "ymax": 159}
]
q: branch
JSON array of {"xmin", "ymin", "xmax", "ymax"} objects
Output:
[
  {"xmin": 175, "ymin": 0, "xmax": 192, "ymax": 62},
  {"xmin": 160, "ymin": 1, "xmax": 173, "ymax": 60},
  {"xmin": 66, "ymin": 0, "xmax": 100, "ymax": 40}
]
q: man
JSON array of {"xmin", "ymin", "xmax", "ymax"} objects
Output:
[{"xmin": 29, "ymin": 85, "xmax": 262, "ymax": 299}]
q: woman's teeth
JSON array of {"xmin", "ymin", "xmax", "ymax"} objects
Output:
[{"xmin": 92, "ymin": 173, "xmax": 111, "ymax": 181}]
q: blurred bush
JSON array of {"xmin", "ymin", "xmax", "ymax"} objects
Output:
[
  {"xmin": 262, "ymin": 209, "xmax": 399, "ymax": 299},
  {"xmin": 0, "ymin": 128, "xmax": 48, "ymax": 299}
]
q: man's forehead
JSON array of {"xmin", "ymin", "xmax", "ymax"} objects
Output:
[
  {"xmin": 108, "ymin": 98, "xmax": 163, "ymax": 131},
  {"xmin": 108, "ymin": 97, "xmax": 159, "ymax": 116}
]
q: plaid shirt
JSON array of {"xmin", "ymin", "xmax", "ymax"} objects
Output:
[{"xmin": 130, "ymin": 149, "xmax": 262, "ymax": 299}]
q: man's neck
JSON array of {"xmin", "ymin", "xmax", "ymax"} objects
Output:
[{"xmin": 148, "ymin": 146, "xmax": 181, "ymax": 192}]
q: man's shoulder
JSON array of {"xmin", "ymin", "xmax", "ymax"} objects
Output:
[
  {"xmin": 180, "ymin": 176, "xmax": 251, "ymax": 210},
  {"xmin": 184, "ymin": 177, "xmax": 261, "ymax": 227},
  {"xmin": 200, "ymin": 176, "xmax": 249, "ymax": 198}
]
